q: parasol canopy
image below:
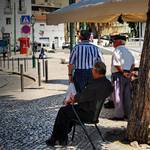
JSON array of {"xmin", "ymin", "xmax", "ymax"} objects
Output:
[{"xmin": 46, "ymin": 0, "xmax": 148, "ymax": 25}]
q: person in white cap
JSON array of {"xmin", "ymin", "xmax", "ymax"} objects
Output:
[{"xmin": 111, "ymin": 35, "xmax": 135, "ymax": 120}]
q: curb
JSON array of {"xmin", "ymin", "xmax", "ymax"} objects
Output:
[
  {"xmin": 12, "ymin": 72, "xmax": 36, "ymax": 82},
  {"xmin": 0, "ymin": 69, "xmax": 36, "ymax": 82},
  {"xmin": 0, "ymin": 78, "xmax": 9, "ymax": 88}
]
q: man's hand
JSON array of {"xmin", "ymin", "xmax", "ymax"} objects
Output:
[
  {"xmin": 64, "ymin": 99, "xmax": 72, "ymax": 105},
  {"xmin": 68, "ymin": 64, "xmax": 74, "ymax": 82},
  {"xmin": 64, "ymin": 95, "xmax": 75, "ymax": 105},
  {"xmin": 68, "ymin": 75, "xmax": 73, "ymax": 83}
]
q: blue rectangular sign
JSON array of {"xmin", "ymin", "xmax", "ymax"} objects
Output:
[{"xmin": 21, "ymin": 15, "xmax": 30, "ymax": 24}]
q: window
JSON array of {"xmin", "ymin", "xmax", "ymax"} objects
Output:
[
  {"xmin": 4, "ymin": 0, "xmax": 12, "ymax": 14},
  {"xmin": 6, "ymin": 0, "xmax": 11, "ymax": 8},
  {"xmin": 40, "ymin": 24, "xmax": 45, "ymax": 26},
  {"xmin": 39, "ymin": 37, "xmax": 49, "ymax": 43},
  {"xmin": 6, "ymin": 18, "xmax": 11, "ymax": 25},
  {"xmin": 19, "ymin": 0, "xmax": 22, "ymax": 11},
  {"xmin": 19, "ymin": 0, "xmax": 25, "ymax": 11},
  {"xmin": 38, "ymin": 43, "xmax": 41, "ymax": 47},
  {"xmin": 32, "ymin": 0, "xmax": 36, "ymax": 4}
]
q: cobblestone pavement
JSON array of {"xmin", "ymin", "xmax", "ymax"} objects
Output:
[
  {"xmin": 0, "ymin": 94, "xmax": 64, "ymax": 150},
  {"xmin": 0, "ymin": 51, "xmax": 148, "ymax": 150},
  {"xmin": 2, "ymin": 92, "xmax": 147, "ymax": 150},
  {"xmin": 0, "ymin": 92, "xmax": 127, "ymax": 150}
]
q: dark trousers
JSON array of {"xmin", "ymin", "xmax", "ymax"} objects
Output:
[
  {"xmin": 112, "ymin": 72, "xmax": 132, "ymax": 118},
  {"xmin": 74, "ymin": 69, "xmax": 93, "ymax": 93},
  {"xmin": 51, "ymin": 105, "xmax": 93, "ymax": 141}
]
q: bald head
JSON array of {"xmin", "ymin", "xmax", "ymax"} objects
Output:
[{"xmin": 92, "ymin": 61, "xmax": 106, "ymax": 79}]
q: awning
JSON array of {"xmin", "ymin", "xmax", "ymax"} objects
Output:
[{"xmin": 46, "ymin": 0, "xmax": 148, "ymax": 25}]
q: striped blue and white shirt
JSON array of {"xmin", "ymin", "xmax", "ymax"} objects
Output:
[{"xmin": 69, "ymin": 41, "xmax": 104, "ymax": 69}]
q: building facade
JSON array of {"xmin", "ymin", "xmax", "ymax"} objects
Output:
[
  {"xmin": 32, "ymin": 0, "xmax": 69, "ymax": 49},
  {"xmin": 31, "ymin": 0, "xmax": 68, "ymax": 8},
  {"xmin": 0, "ymin": 0, "xmax": 32, "ymax": 53},
  {"xmin": 34, "ymin": 18, "xmax": 65, "ymax": 49},
  {"xmin": 0, "ymin": 0, "xmax": 69, "ymax": 54}
]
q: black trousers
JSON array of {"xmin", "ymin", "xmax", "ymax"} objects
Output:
[
  {"xmin": 51, "ymin": 104, "xmax": 93, "ymax": 141},
  {"xmin": 112, "ymin": 72, "xmax": 132, "ymax": 118}
]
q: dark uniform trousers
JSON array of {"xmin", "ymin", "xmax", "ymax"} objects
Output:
[{"xmin": 112, "ymin": 72, "xmax": 132, "ymax": 118}]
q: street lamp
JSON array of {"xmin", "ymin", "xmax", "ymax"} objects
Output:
[{"xmin": 31, "ymin": 15, "xmax": 36, "ymax": 68}]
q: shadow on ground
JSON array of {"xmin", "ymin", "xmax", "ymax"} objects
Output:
[
  {"xmin": 0, "ymin": 94, "xmax": 127, "ymax": 150},
  {"xmin": 43, "ymin": 79, "xmax": 68, "ymax": 85}
]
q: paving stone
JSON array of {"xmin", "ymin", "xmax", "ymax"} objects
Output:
[{"xmin": 0, "ymin": 51, "xmax": 145, "ymax": 150}]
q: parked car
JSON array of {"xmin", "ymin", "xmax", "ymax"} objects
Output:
[
  {"xmin": 100, "ymin": 35, "xmax": 123, "ymax": 47},
  {"xmin": 62, "ymin": 42, "xmax": 70, "ymax": 49},
  {"xmin": 36, "ymin": 43, "xmax": 52, "ymax": 52},
  {"xmin": 100, "ymin": 35, "xmax": 110, "ymax": 47}
]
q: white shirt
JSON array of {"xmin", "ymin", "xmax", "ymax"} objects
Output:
[{"xmin": 111, "ymin": 45, "xmax": 135, "ymax": 73}]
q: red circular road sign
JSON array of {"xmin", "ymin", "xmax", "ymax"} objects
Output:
[{"xmin": 21, "ymin": 25, "xmax": 31, "ymax": 34}]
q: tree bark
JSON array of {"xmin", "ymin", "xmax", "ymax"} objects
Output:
[{"xmin": 127, "ymin": 1, "xmax": 150, "ymax": 144}]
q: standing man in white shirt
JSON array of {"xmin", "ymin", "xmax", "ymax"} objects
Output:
[{"xmin": 111, "ymin": 35, "xmax": 135, "ymax": 120}]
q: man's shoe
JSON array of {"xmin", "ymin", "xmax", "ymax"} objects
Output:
[
  {"xmin": 104, "ymin": 100, "xmax": 114, "ymax": 109},
  {"xmin": 59, "ymin": 140, "xmax": 67, "ymax": 146},
  {"xmin": 59, "ymin": 137, "xmax": 68, "ymax": 146},
  {"xmin": 46, "ymin": 136, "xmax": 56, "ymax": 146}
]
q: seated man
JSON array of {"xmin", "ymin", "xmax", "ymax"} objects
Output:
[{"xmin": 46, "ymin": 61, "xmax": 113, "ymax": 146}]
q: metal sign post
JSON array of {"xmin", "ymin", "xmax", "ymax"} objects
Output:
[
  {"xmin": 69, "ymin": 0, "xmax": 76, "ymax": 52},
  {"xmin": 14, "ymin": 2, "xmax": 16, "ymax": 54}
]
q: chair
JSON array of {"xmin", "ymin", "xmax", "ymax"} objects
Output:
[{"xmin": 71, "ymin": 99, "xmax": 105, "ymax": 150}]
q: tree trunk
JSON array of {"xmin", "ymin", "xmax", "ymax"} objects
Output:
[{"xmin": 127, "ymin": 1, "xmax": 150, "ymax": 144}]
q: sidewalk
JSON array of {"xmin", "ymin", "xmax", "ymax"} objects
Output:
[
  {"xmin": 0, "ymin": 51, "xmax": 69, "ymax": 96},
  {"xmin": 0, "ymin": 50, "xmax": 147, "ymax": 150}
]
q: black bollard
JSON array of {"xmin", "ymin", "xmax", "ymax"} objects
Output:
[
  {"xmin": 45, "ymin": 60, "xmax": 48, "ymax": 83},
  {"xmin": 26, "ymin": 58, "xmax": 28, "ymax": 71},
  {"xmin": 7, "ymin": 57, "xmax": 9, "ymax": 70},
  {"xmin": 0, "ymin": 57, "xmax": 1, "ymax": 68},
  {"xmin": 18, "ymin": 58, "xmax": 20, "ymax": 72},
  {"xmin": 38, "ymin": 61, "xmax": 41, "ymax": 86},
  {"xmin": 12, "ymin": 58, "xmax": 14, "ymax": 72},
  {"xmin": 3, "ymin": 57, "xmax": 5, "ymax": 68},
  {"xmin": 24, "ymin": 58, "xmax": 26, "ymax": 72},
  {"xmin": 20, "ymin": 64, "xmax": 24, "ymax": 92},
  {"xmin": 3, "ymin": 52, "xmax": 6, "ymax": 68},
  {"xmin": 42, "ymin": 59, "xmax": 45, "ymax": 77}
]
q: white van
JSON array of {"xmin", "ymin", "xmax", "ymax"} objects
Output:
[{"xmin": 36, "ymin": 43, "xmax": 52, "ymax": 52}]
